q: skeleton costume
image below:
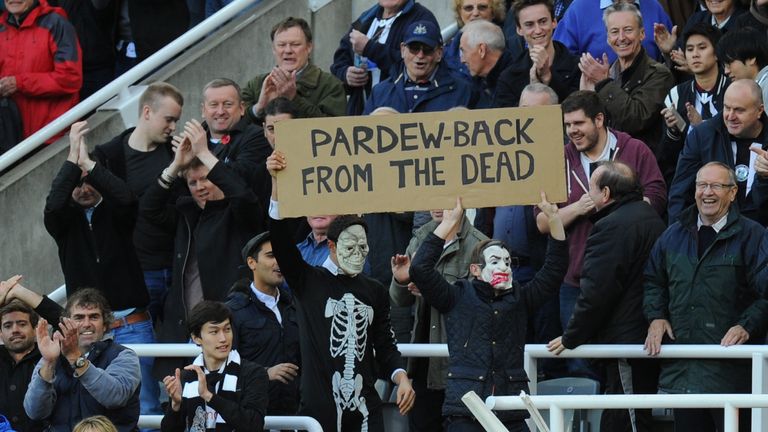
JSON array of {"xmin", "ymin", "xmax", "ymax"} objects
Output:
[{"xmin": 270, "ymin": 216, "xmax": 405, "ymax": 431}]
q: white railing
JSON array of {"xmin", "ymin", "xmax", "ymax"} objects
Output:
[
  {"xmin": 480, "ymin": 393, "xmax": 768, "ymax": 432},
  {"xmin": 138, "ymin": 414, "xmax": 323, "ymax": 431},
  {"xmin": 0, "ymin": 0, "xmax": 261, "ymax": 172},
  {"xmin": 49, "ymin": 285, "xmax": 768, "ymax": 430}
]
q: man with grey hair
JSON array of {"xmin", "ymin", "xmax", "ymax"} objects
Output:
[
  {"xmin": 459, "ymin": 19, "xmax": 515, "ymax": 106},
  {"xmin": 496, "ymin": 0, "xmax": 579, "ymax": 108},
  {"xmin": 579, "ymin": 2, "xmax": 674, "ymax": 157},
  {"xmin": 645, "ymin": 161, "xmax": 768, "ymax": 431},
  {"xmin": 554, "ymin": 0, "xmax": 672, "ymax": 63}
]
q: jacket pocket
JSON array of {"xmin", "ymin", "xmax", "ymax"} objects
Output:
[
  {"xmin": 446, "ymin": 365, "xmax": 489, "ymax": 404},
  {"xmin": 503, "ymin": 369, "xmax": 531, "ymax": 396}
]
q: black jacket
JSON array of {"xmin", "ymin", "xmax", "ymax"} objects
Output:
[
  {"xmin": 143, "ymin": 162, "xmax": 264, "ymax": 350},
  {"xmin": 669, "ymin": 112, "xmax": 768, "ymax": 224},
  {"xmin": 203, "ymin": 117, "xmax": 272, "ymax": 195},
  {"xmin": 658, "ymin": 72, "xmax": 730, "ymax": 186},
  {"xmin": 226, "ymin": 285, "xmax": 300, "ymax": 415},
  {"xmin": 43, "ymin": 160, "xmax": 149, "ymax": 310},
  {"xmin": 562, "ymin": 194, "xmax": 666, "ymax": 348},
  {"xmin": 473, "ymin": 49, "xmax": 517, "ymax": 108},
  {"xmin": 409, "ymin": 233, "xmax": 567, "ymax": 421},
  {"xmin": 495, "ymin": 41, "xmax": 580, "ymax": 108},
  {"xmin": 92, "ymin": 128, "xmax": 178, "ymax": 270},
  {"xmin": 160, "ymin": 358, "xmax": 268, "ymax": 432},
  {"xmin": 0, "ymin": 346, "xmax": 45, "ymax": 432}
]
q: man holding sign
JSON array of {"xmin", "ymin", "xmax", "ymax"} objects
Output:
[
  {"xmin": 266, "ymin": 151, "xmax": 415, "ymax": 432},
  {"xmin": 393, "ymin": 195, "xmax": 567, "ymax": 432}
]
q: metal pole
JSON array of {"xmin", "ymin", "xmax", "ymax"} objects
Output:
[
  {"xmin": 724, "ymin": 403, "xmax": 737, "ymax": 432},
  {"xmin": 549, "ymin": 406, "xmax": 565, "ymax": 432},
  {"xmin": 461, "ymin": 391, "xmax": 509, "ymax": 432}
]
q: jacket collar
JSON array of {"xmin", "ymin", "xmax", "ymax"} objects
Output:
[
  {"xmin": 360, "ymin": 0, "xmax": 416, "ymax": 23},
  {"xmin": 589, "ymin": 191, "xmax": 644, "ymax": 224},
  {"xmin": 679, "ymin": 202, "xmax": 743, "ymax": 236},
  {"xmin": 0, "ymin": 344, "xmax": 40, "ymax": 366}
]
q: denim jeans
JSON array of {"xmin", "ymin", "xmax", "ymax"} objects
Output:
[
  {"xmin": 143, "ymin": 269, "xmax": 172, "ymax": 326},
  {"xmin": 112, "ymin": 319, "xmax": 161, "ymax": 432}
]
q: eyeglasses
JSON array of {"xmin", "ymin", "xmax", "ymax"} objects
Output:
[
  {"xmin": 462, "ymin": 3, "xmax": 490, "ymax": 12},
  {"xmin": 406, "ymin": 43, "xmax": 436, "ymax": 56},
  {"xmin": 695, "ymin": 182, "xmax": 735, "ymax": 192}
]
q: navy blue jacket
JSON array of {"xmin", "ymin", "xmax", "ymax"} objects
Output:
[
  {"xmin": 48, "ymin": 340, "xmax": 140, "ymax": 432},
  {"xmin": 668, "ymin": 113, "xmax": 768, "ymax": 225},
  {"xmin": 330, "ymin": 0, "xmax": 438, "ymax": 115},
  {"xmin": 409, "ymin": 233, "xmax": 567, "ymax": 421},
  {"xmin": 226, "ymin": 285, "xmax": 300, "ymax": 415},
  {"xmin": 363, "ymin": 62, "xmax": 482, "ymax": 114}
]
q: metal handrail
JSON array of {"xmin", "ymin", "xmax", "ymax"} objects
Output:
[
  {"xmin": 138, "ymin": 415, "xmax": 323, "ymax": 431},
  {"xmin": 482, "ymin": 393, "xmax": 768, "ymax": 432},
  {"xmin": 0, "ymin": 0, "xmax": 260, "ymax": 172}
]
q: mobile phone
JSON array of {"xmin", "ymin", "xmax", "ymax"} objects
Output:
[{"xmin": 665, "ymin": 101, "xmax": 686, "ymax": 132}]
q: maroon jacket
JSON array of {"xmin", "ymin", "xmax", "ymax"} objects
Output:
[{"xmin": 558, "ymin": 129, "xmax": 666, "ymax": 287}]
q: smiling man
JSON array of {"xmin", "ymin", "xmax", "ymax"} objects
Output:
[
  {"xmin": 364, "ymin": 20, "xmax": 482, "ymax": 113},
  {"xmin": 645, "ymin": 162, "xmax": 768, "ymax": 432},
  {"xmin": 242, "ymin": 17, "xmax": 345, "ymax": 123},
  {"xmin": 0, "ymin": 299, "xmax": 43, "ymax": 432},
  {"xmin": 24, "ymin": 288, "xmax": 142, "ymax": 432},
  {"xmin": 161, "ymin": 301, "xmax": 268, "ymax": 431},
  {"xmin": 579, "ymin": 2, "xmax": 674, "ymax": 157},
  {"xmin": 495, "ymin": 0, "xmax": 579, "ymax": 108},
  {"xmin": 536, "ymin": 90, "xmax": 666, "ymax": 380},
  {"xmin": 668, "ymin": 79, "xmax": 768, "ymax": 225},
  {"xmin": 197, "ymin": 78, "xmax": 272, "ymax": 190}
]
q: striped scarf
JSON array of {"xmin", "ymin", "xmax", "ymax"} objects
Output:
[{"xmin": 182, "ymin": 350, "xmax": 241, "ymax": 432}]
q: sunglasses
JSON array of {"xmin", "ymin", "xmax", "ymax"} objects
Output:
[
  {"xmin": 406, "ymin": 43, "xmax": 436, "ymax": 56},
  {"xmin": 462, "ymin": 3, "xmax": 490, "ymax": 12},
  {"xmin": 76, "ymin": 175, "xmax": 90, "ymax": 188}
]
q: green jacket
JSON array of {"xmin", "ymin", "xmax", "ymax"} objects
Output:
[
  {"xmin": 389, "ymin": 216, "xmax": 488, "ymax": 389},
  {"xmin": 242, "ymin": 63, "xmax": 346, "ymax": 123},
  {"xmin": 644, "ymin": 205, "xmax": 768, "ymax": 393}
]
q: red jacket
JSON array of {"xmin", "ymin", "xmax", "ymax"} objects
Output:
[{"xmin": 0, "ymin": 0, "xmax": 82, "ymax": 140}]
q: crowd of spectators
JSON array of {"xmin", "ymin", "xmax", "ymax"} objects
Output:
[{"xmin": 4, "ymin": 0, "xmax": 768, "ymax": 431}]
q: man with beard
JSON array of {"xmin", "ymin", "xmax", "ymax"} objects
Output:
[
  {"xmin": 266, "ymin": 151, "xmax": 415, "ymax": 432},
  {"xmin": 0, "ymin": 289, "xmax": 44, "ymax": 432},
  {"xmin": 535, "ymin": 90, "xmax": 666, "ymax": 380},
  {"xmin": 393, "ymin": 195, "xmax": 567, "ymax": 432}
]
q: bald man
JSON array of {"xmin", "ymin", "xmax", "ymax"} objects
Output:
[{"xmin": 668, "ymin": 79, "xmax": 768, "ymax": 225}]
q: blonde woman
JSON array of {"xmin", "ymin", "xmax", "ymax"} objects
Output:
[{"xmin": 73, "ymin": 416, "xmax": 118, "ymax": 432}]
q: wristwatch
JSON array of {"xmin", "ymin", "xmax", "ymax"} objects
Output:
[{"xmin": 73, "ymin": 356, "xmax": 87, "ymax": 369}]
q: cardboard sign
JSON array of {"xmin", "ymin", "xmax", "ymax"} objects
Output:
[{"xmin": 274, "ymin": 106, "xmax": 567, "ymax": 217}]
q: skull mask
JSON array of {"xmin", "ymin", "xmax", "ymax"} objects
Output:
[{"xmin": 335, "ymin": 224, "xmax": 369, "ymax": 276}]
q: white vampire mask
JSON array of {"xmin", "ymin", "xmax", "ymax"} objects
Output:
[
  {"xmin": 480, "ymin": 245, "xmax": 513, "ymax": 290},
  {"xmin": 335, "ymin": 224, "xmax": 369, "ymax": 276}
]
